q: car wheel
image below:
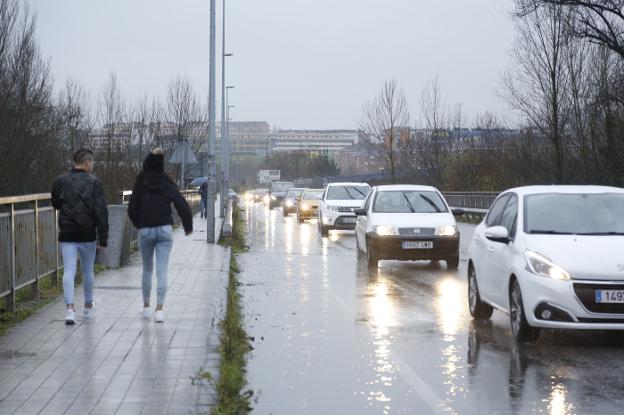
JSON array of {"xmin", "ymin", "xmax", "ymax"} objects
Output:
[
  {"xmin": 283, "ymin": 207, "xmax": 288, "ymax": 217},
  {"xmin": 468, "ymin": 264, "xmax": 493, "ymax": 320},
  {"xmin": 447, "ymin": 254, "xmax": 460, "ymax": 270},
  {"xmin": 509, "ymin": 279, "xmax": 540, "ymax": 342},
  {"xmin": 366, "ymin": 239, "xmax": 378, "ymax": 268},
  {"xmin": 318, "ymin": 215, "xmax": 329, "ymax": 236},
  {"xmin": 297, "ymin": 212, "xmax": 304, "ymax": 223}
]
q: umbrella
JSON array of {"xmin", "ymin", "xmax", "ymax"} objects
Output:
[{"xmin": 190, "ymin": 177, "xmax": 208, "ymax": 187}]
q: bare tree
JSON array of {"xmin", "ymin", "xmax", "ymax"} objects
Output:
[
  {"xmin": 502, "ymin": 2, "xmax": 573, "ymax": 183},
  {"xmin": 519, "ymin": 1, "xmax": 624, "ymax": 59},
  {"xmin": 360, "ymin": 80, "xmax": 410, "ymax": 183}
]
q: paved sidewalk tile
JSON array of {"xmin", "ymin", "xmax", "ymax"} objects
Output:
[{"xmin": 0, "ymin": 214, "xmax": 229, "ymax": 415}]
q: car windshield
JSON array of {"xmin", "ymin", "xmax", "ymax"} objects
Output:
[
  {"xmin": 373, "ymin": 190, "xmax": 448, "ymax": 213},
  {"xmin": 326, "ymin": 185, "xmax": 370, "ymax": 200},
  {"xmin": 286, "ymin": 189, "xmax": 304, "ymax": 198},
  {"xmin": 256, "ymin": 189, "xmax": 268, "ymax": 194},
  {"xmin": 525, "ymin": 193, "xmax": 624, "ymax": 235},
  {"xmin": 272, "ymin": 182, "xmax": 294, "ymax": 192},
  {"xmin": 303, "ymin": 190, "xmax": 323, "ymax": 200}
]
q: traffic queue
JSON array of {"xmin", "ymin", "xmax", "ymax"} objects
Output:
[{"xmin": 245, "ymin": 181, "xmax": 624, "ymax": 343}]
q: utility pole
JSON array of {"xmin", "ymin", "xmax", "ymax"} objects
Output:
[
  {"xmin": 207, "ymin": 0, "xmax": 217, "ymax": 243},
  {"xmin": 219, "ymin": 0, "xmax": 228, "ymax": 218}
]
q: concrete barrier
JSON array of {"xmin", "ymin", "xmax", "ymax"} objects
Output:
[{"xmin": 96, "ymin": 205, "xmax": 130, "ymax": 269}]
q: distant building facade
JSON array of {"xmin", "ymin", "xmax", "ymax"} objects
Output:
[{"xmin": 271, "ymin": 130, "xmax": 358, "ymax": 155}]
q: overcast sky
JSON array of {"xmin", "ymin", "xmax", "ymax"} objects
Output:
[{"xmin": 27, "ymin": 0, "xmax": 516, "ymax": 129}]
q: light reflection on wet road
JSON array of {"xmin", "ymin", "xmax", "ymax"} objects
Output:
[{"xmin": 239, "ymin": 202, "xmax": 624, "ymax": 414}]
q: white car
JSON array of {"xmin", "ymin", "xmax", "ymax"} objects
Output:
[
  {"xmin": 354, "ymin": 185, "xmax": 463, "ymax": 268},
  {"xmin": 468, "ymin": 185, "xmax": 624, "ymax": 342},
  {"xmin": 317, "ymin": 182, "xmax": 371, "ymax": 236}
]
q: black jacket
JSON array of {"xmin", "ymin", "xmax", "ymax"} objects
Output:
[
  {"xmin": 128, "ymin": 171, "xmax": 193, "ymax": 233},
  {"xmin": 51, "ymin": 169, "xmax": 109, "ymax": 246}
]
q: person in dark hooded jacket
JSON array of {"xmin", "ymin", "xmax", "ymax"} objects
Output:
[{"xmin": 128, "ymin": 148, "xmax": 193, "ymax": 322}]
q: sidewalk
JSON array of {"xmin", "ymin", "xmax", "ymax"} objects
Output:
[{"xmin": 0, "ymin": 213, "xmax": 229, "ymax": 415}]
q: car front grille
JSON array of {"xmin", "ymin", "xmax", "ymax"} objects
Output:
[
  {"xmin": 338, "ymin": 207, "xmax": 355, "ymax": 213},
  {"xmin": 573, "ymin": 282, "xmax": 624, "ymax": 314},
  {"xmin": 398, "ymin": 227, "xmax": 435, "ymax": 236}
]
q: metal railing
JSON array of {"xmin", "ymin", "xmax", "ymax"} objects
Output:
[
  {"xmin": 1, "ymin": 189, "xmax": 202, "ymax": 311},
  {"xmin": 0, "ymin": 193, "xmax": 59, "ymax": 311},
  {"xmin": 442, "ymin": 191, "xmax": 499, "ymax": 211}
]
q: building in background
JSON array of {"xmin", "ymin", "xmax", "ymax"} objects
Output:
[{"xmin": 271, "ymin": 130, "xmax": 358, "ymax": 155}]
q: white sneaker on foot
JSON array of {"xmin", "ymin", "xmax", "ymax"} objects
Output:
[
  {"xmin": 140, "ymin": 307, "xmax": 152, "ymax": 319},
  {"xmin": 154, "ymin": 310, "xmax": 164, "ymax": 323},
  {"xmin": 65, "ymin": 309, "xmax": 76, "ymax": 325},
  {"xmin": 83, "ymin": 302, "xmax": 95, "ymax": 319}
]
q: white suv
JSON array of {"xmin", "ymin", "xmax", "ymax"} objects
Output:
[{"xmin": 318, "ymin": 182, "xmax": 371, "ymax": 236}]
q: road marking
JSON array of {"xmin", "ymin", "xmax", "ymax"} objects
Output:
[{"xmin": 327, "ymin": 288, "xmax": 456, "ymax": 415}]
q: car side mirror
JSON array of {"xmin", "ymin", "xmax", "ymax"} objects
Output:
[
  {"xmin": 354, "ymin": 208, "xmax": 367, "ymax": 216},
  {"xmin": 484, "ymin": 226, "xmax": 510, "ymax": 244},
  {"xmin": 451, "ymin": 208, "xmax": 465, "ymax": 216}
]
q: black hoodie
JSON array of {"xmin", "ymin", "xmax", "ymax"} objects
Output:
[{"xmin": 128, "ymin": 153, "xmax": 193, "ymax": 233}]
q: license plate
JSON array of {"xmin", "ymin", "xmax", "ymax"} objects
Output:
[
  {"xmin": 402, "ymin": 241, "xmax": 433, "ymax": 250},
  {"xmin": 595, "ymin": 290, "xmax": 624, "ymax": 303},
  {"xmin": 343, "ymin": 217, "xmax": 357, "ymax": 224}
]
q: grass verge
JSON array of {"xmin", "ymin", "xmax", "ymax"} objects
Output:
[
  {"xmin": 200, "ymin": 205, "xmax": 253, "ymax": 414},
  {"xmin": 0, "ymin": 264, "xmax": 107, "ymax": 337}
]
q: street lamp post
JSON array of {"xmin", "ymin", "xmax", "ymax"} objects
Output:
[
  {"xmin": 207, "ymin": 0, "xmax": 217, "ymax": 243},
  {"xmin": 225, "ymin": 86, "xmax": 234, "ymax": 199},
  {"xmin": 219, "ymin": 0, "xmax": 233, "ymax": 218}
]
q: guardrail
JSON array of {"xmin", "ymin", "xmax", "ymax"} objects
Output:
[
  {"xmin": 442, "ymin": 192, "xmax": 499, "ymax": 210},
  {"xmin": 0, "ymin": 193, "xmax": 59, "ymax": 311},
  {"xmin": 0, "ymin": 189, "xmax": 202, "ymax": 312}
]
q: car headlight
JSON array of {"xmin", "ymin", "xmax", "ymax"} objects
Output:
[
  {"xmin": 301, "ymin": 204, "xmax": 310, "ymax": 210},
  {"xmin": 286, "ymin": 200, "xmax": 293, "ymax": 207},
  {"xmin": 525, "ymin": 251, "xmax": 571, "ymax": 280},
  {"xmin": 374, "ymin": 225, "xmax": 398, "ymax": 236},
  {"xmin": 271, "ymin": 195, "xmax": 277, "ymax": 200},
  {"xmin": 436, "ymin": 225, "xmax": 457, "ymax": 236},
  {"xmin": 326, "ymin": 205, "xmax": 339, "ymax": 212}
]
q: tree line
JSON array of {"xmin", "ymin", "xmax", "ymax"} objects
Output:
[
  {"xmin": 361, "ymin": 0, "xmax": 624, "ymax": 191},
  {"xmin": 0, "ymin": 0, "xmax": 208, "ymax": 200}
]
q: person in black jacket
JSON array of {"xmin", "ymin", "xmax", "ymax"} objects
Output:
[
  {"xmin": 128, "ymin": 148, "xmax": 193, "ymax": 323},
  {"xmin": 51, "ymin": 148, "xmax": 108, "ymax": 325}
]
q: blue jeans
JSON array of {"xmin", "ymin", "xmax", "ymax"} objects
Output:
[
  {"xmin": 138, "ymin": 225, "xmax": 173, "ymax": 306},
  {"xmin": 200, "ymin": 198, "xmax": 207, "ymax": 217},
  {"xmin": 61, "ymin": 242, "xmax": 96, "ymax": 306}
]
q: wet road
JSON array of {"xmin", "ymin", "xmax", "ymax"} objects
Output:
[{"xmin": 239, "ymin": 202, "xmax": 624, "ymax": 415}]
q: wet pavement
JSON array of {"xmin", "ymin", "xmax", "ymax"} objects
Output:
[
  {"xmin": 0, "ymin": 213, "xmax": 228, "ymax": 415},
  {"xmin": 239, "ymin": 202, "xmax": 624, "ymax": 415}
]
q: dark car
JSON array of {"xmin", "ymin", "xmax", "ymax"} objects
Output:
[
  {"xmin": 282, "ymin": 188, "xmax": 305, "ymax": 216},
  {"xmin": 268, "ymin": 181, "xmax": 295, "ymax": 209}
]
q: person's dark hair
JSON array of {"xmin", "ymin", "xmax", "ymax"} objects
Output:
[{"xmin": 73, "ymin": 148, "xmax": 94, "ymax": 164}]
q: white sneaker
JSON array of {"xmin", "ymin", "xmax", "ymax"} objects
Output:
[
  {"xmin": 65, "ymin": 309, "xmax": 76, "ymax": 325},
  {"xmin": 154, "ymin": 310, "xmax": 164, "ymax": 323},
  {"xmin": 140, "ymin": 307, "xmax": 152, "ymax": 319},
  {"xmin": 83, "ymin": 303, "xmax": 95, "ymax": 319}
]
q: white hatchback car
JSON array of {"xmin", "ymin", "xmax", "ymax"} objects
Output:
[
  {"xmin": 318, "ymin": 182, "xmax": 371, "ymax": 236},
  {"xmin": 354, "ymin": 185, "xmax": 464, "ymax": 268},
  {"xmin": 468, "ymin": 185, "xmax": 624, "ymax": 341}
]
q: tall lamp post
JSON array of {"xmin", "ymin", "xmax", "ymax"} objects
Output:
[
  {"xmin": 219, "ymin": 0, "xmax": 233, "ymax": 217},
  {"xmin": 207, "ymin": 0, "xmax": 217, "ymax": 243},
  {"xmin": 225, "ymin": 86, "xmax": 235, "ymax": 201}
]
